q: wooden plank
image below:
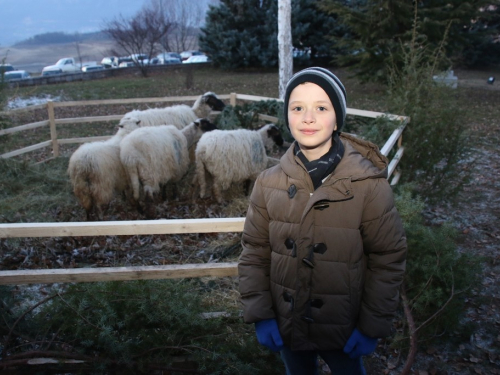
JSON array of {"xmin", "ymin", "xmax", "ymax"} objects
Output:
[
  {"xmin": 0, "ymin": 120, "xmax": 49, "ymax": 136},
  {"xmin": 390, "ymin": 170, "xmax": 402, "ymax": 186},
  {"xmin": 0, "ymin": 103, "xmax": 47, "ymax": 115},
  {"xmin": 258, "ymin": 114, "xmax": 279, "ymax": 122},
  {"xmin": 49, "ymin": 95, "xmax": 231, "ymax": 108},
  {"xmin": 387, "ymin": 146, "xmax": 405, "ymax": 178},
  {"xmin": 235, "ymin": 94, "xmax": 278, "ymax": 102},
  {"xmin": 55, "ymin": 115, "xmax": 122, "ymax": 125},
  {"xmin": 381, "ymin": 125, "xmax": 406, "ymax": 156},
  {"xmin": 0, "ymin": 217, "xmax": 246, "ymax": 238},
  {"xmin": 47, "ymin": 101, "xmax": 59, "ymax": 157},
  {"xmin": 52, "ymin": 96, "xmax": 203, "ymax": 108},
  {"xmin": 58, "ymin": 136, "xmax": 112, "ymax": 144},
  {"xmin": 0, "ymin": 140, "xmax": 52, "ymax": 159},
  {"xmin": 0, "ymin": 262, "xmax": 239, "ymax": 285}
]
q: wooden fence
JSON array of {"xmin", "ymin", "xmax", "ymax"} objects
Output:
[{"xmin": 0, "ymin": 94, "xmax": 409, "ymax": 286}]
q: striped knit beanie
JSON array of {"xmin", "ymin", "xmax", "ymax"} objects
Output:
[{"xmin": 283, "ymin": 67, "xmax": 347, "ymax": 132}]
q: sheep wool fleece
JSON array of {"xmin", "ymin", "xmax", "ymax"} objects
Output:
[{"xmin": 238, "ymin": 133, "xmax": 407, "ymax": 351}]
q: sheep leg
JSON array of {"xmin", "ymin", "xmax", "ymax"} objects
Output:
[
  {"xmin": 244, "ymin": 179, "xmax": 252, "ymax": 196},
  {"xmin": 195, "ymin": 154, "xmax": 207, "ymax": 198},
  {"xmin": 212, "ymin": 180, "xmax": 223, "ymax": 204},
  {"xmin": 144, "ymin": 191, "xmax": 156, "ymax": 219}
]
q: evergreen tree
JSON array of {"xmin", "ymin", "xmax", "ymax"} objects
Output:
[
  {"xmin": 318, "ymin": 0, "xmax": 492, "ymax": 81},
  {"xmin": 199, "ymin": 0, "xmax": 279, "ymax": 69},
  {"xmin": 199, "ymin": 0, "xmax": 340, "ymax": 69},
  {"xmin": 291, "ymin": 0, "xmax": 342, "ymax": 66}
]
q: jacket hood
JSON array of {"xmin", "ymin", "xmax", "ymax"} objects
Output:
[{"xmin": 280, "ymin": 132, "xmax": 388, "ymax": 183}]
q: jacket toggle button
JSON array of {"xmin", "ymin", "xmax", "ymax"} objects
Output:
[
  {"xmin": 313, "ymin": 202, "xmax": 329, "ymax": 210},
  {"xmin": 301, "ymin": 315, "xmax": 315, "ymax": 323},
  {"xmin": 312, "ymin": 243, "xmax": 327, "ymax": 254},
  {"xmin": 288, "ymin": 184, "xmax": 297, "ymax": 199},
  {"xmin": 283, "ymin": 291, "xmax": 295, "ymax": 311},
  {"xmin": 284, "ymin": 238, "xmax": 297, "ymax": 257},
  {"xmin": 302, "ymin": 247, "xmax": 315, "ymax": 268},
  {"xmin": 310, "ymin": 299, "xmax": 324, "ymax": 308}
]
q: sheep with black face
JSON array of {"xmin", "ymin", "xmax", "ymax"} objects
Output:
[{"xmin": 122, "ymin": 92, "xmax": 225, "ymax": 129}]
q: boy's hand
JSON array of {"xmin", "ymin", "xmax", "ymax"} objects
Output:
[
  {"xmin": 255, "ymin": 318, "xmax": 284, "ymax": 352},
  {"xmin": 343, "ymin": 328, "xmax": 378, "ymax": 359}
]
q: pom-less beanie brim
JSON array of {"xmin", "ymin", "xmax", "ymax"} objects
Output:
[{"xmin": 283, "ymin": 67, "xmax": 347, "ymax": 132}]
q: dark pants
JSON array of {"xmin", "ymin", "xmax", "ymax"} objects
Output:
[{"xmin": 280, "ymin": 346, "xmax": 366, "ymax": 375}]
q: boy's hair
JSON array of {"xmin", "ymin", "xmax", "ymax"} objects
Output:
[{"xmin": 283, "ymin": 67, "xmax": 347, "ymax": 132}]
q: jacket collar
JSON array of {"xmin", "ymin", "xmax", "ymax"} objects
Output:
[{"xmin": 281, "ymin": 133, "xmax": 388, "ymax": 184}]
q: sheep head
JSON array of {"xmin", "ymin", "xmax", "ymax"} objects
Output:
[
  {"xmin": 202, "ymin": 92, "xmax": 225, "ymax": 111},
  {"xmin": 116, "ymin": 116, "xmax": 141, "ymax": 136},
  {"xmin": 194, "ymin": 118, "xmax": 218, "ymax": 133},
  {"xmin": 265, "ymin": 124, "xmax": 284, "ymax": 147}
]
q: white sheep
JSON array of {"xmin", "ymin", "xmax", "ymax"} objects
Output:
[
  {"xmin": 119, "ymin": 118, "xmax": 217, "ymax": 216},
  {"xmin": 122, "ymin": 92, "xmax": 224, "ymax": 129},
  {"xmin": 67, "ymin": 116, "xmax": 141, "ymax": 221},
  {"xmin": 194, "ymin": 124, "xmax": 284, "ymax": 203}
]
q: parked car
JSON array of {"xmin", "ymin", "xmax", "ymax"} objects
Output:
[
  {"xmin": 119, "ymin": 61, "xmax": 135, "ymax": 68},
  {"xmin": 180, "ymin": 50, "xmax": 203, "ymax": 61},
  {"xmin": 160, "ymin": 56, "xmax": 182, "ymax": 65},
  {"xmin": 182, "ymin": 55, "xmax": 210, "ymax": 64},
  {"xmin": 82, "ymin": 65, "xmax": 104, "ymax": 73},
  {"xmin": 117, "ymin": 56, "xmax": 133, "ymax": 66},
  {"xmin": 157, "ymin": 52, "xmax": 182, "ymax": 64},
  {"xmin": 0, "ymin": 64, "xmax": 15, "ymax": 75},
  {"xmin": 130, "ymin": 53, "xmax": 150, "ymax": 65},
  {"xmin": 101, "ymin": 56, "xmax": 119, "ymax": 69},
  {"xmin": 3, "ymin": 70, "xmax": 31, "ymax": 81},
  {"xmin": 42, "ymin": 57, "xmax": 82, "ymax": 76},
  {"xmin": 149, "ymin": 57, "xmax": 160, "ymax": 65}
]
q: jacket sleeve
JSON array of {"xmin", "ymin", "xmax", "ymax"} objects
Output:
[
  {"xmin": 358, "ymin": 178, "xmax": 407, "ymax": 338},
  {"xmin": 238, "ymin": 175, "xmax": 276, "ymax": 324}
]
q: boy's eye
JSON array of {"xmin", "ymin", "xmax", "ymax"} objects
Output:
[
  {"xmin": 291, "ymin": 106, "xmax": 302, "ymax": 111},
  {"xmin": 318, "ymin": 106, "xmax": 327, "ymax": 111}
]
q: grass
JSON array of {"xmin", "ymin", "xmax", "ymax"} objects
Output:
[{"xmin": 1, "ymin": 65, "xmax": 499, "ymax": 223}]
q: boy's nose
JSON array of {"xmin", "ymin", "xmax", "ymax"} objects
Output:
[{"xmin": 302, "ymin": 109, "xmax": 315, "ymax": 124}]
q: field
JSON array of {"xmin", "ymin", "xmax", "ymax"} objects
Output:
[{"xmin": 1, "ymin": 63, "xmax": 500, "ymax": 374}]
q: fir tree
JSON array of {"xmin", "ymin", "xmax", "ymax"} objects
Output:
[
  {"xmin": 318, "ymin": 0, "xmax": 492, "ymax": 81},
  {"xmin": 199, "ymin": 0, "xmax": 278, "ymax": 69},
  {"xmin": 199, "ymin": 0, "xmax": 340, "ymax": 69}
]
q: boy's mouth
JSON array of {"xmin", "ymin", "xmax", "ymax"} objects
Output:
[{"xmin": 300, "ymin": 129, "xmax": 318, "ymax": 135}]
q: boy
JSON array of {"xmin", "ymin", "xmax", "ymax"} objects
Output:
[{"xmin": 238, "ymin": 67, "xmax": 407, "ymax": 374}]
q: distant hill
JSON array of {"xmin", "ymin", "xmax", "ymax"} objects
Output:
[{"xmin": 13, "ymin": 31, "xmax": 111, "ymax": 47}]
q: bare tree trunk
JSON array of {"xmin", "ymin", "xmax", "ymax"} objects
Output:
[{"xmin": 278, "ymin": 0, "xmax": 293, "ymax": 100}]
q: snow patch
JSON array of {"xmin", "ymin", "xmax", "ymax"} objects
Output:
[{"xmin": 6, "ymin": 95, "xmax": 62, "ymax": 110}]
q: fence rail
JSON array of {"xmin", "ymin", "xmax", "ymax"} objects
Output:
[{"xmin": 0, "ymin": 93, "xmax": 409, "ymax": 286}]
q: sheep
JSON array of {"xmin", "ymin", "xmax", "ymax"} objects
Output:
[
  {"xmin": 119, "ymin": 118, "xmax": 217, "ymax": 216},
  {"xmin": 122, "ymin": 92, "xmax": 225, "ymax": 129},
  {"xmin": 194, "ymin": 124, "xmax": 284, "ymax": 203},
  {"xmin": 67, "ymin": 116, "xmax": 141, "ymax": 221}
]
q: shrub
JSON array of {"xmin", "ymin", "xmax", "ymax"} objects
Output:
[
  {"xmin": 393, "ymin": 184, "xmax": 482, "ymax": 344},
  {"xmin": 2, "ymin": 279, "xmax": 283, "ymax": 374},
  {"xmin": 386, "ymin": 26, "xmax": 472, "ymax": 202}
]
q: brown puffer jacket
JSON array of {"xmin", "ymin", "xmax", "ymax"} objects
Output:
[{"xmin": 238, "ymin": 133, "xmax": 407, "ymax": 351}]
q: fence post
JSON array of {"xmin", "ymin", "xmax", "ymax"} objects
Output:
[
  {"xmin": 47, "ymin": 101, "xmax": 59, "ymax": 157},
  {"xmin": 230, "ymin": 93, "xmax": 237, "ymax": 106}
]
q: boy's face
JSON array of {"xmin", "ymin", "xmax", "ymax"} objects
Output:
[{"xmin": 288, "ymin": 82, "xmax": 337, "ymax": 161}]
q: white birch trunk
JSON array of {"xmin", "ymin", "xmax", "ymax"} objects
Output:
[{"xmin": 278, "ymin": 0, "xmax": 293, "ymax": 100}]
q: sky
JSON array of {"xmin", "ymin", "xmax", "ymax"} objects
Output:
[{"xmin": 0, "ymin": 0, "xmax": 152, "ymax": 47}]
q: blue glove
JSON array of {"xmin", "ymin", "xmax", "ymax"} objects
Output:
[
  {"xmin": 255, "ymin": 318, "xmax": 284, "ymax": 352},
  {"xmin": 343, "ymin": 328, "xmax": 378, "ymax": 359}
]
